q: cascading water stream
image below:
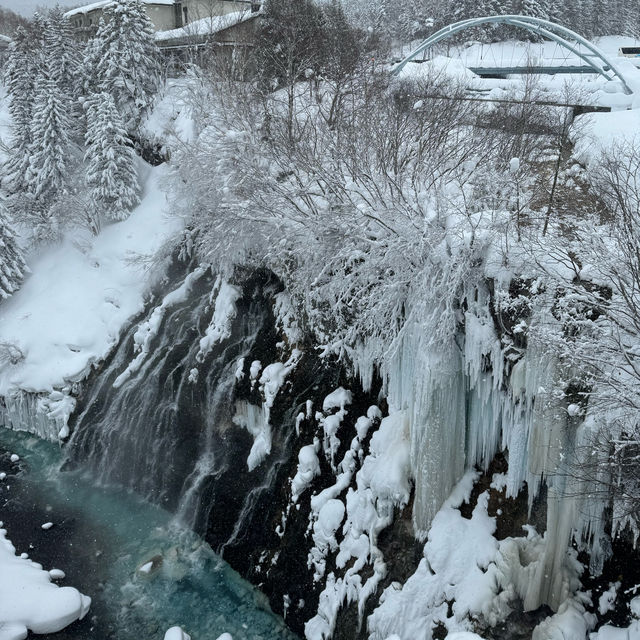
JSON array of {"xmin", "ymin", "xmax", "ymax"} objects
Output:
[{"xmin": 65, "ymin": 268, "xmax": 265, "ymax": 529}]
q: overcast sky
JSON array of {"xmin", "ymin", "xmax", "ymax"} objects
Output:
[{"xmin": 0, "ymin": 0, "xmax": 77, "ymax": 17}]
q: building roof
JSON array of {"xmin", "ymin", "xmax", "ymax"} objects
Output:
[
  {"xmin": 154, "ymin": 9, "xmax": 259, "ymax": 43},
  {"xmin": 64, "ymin": 0, "xmax": 174, "ymax": 19}
]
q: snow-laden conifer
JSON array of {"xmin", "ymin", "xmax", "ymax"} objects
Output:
[
  {"xmin": 84, "ymin": 92, "xmax": 140, "ymax": 221},
  {"xmin": 79, "ymin": 30, "xmax": 105, "ymax": 97},
  {"xmin": 0, "ymin": 204, "xmax": 28, "ymax": 300},
  {"xmin": 3, "ymin": 27, "xmax": 38, "ymax": 193},
  {"xmin": 44, "ymin": 6, "xmax": 81, "ymax": 95},
  {"xmin": 27, "ymin": 62, "xmax": 72, "ymax": 204},
  {"xmin": 94, "ymin": 0, "xmax": 161, "ymax": 130}
]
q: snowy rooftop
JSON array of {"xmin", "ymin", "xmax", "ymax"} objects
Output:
[
  {"xmin": 154, "ymin": 10, "xmax": 259, "ymax": 42},
  {"xmin": 64, "ymin": 0, "xmax": 173, "ymax": 18}
]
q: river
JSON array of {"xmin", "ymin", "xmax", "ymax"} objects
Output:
[{"xmin": 0, "ymin": 428, "xmax": 299, "ymax": 640}]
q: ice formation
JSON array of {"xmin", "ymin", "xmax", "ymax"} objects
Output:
[
  {"xmin": 348, "ymin": 278, "xmax": 610, "ymax": 613},
  {"xmin": 0, "ymin": 390, "xmax": 64, "ymax": 442}
]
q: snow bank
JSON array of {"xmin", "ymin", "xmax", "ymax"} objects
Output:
[
  {"xmin": 573, "ymin": 110, "xmax": 640, "ymax": 164},
  {"xmin": 0, "ymin": 165, "xmax": 183, "ymax": 396},
  {"xmin": 0, "ymin": 525, "xmax": 90, "ymax": 639}
]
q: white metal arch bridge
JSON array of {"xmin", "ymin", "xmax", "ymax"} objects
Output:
[{"xmin": 392, "ymin": 15, "xmax": 634, "ymax": 95}]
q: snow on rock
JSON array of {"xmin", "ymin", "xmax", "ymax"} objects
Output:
[
  {"xmin": 196, "ymin": 277, "xmax": 241, "ymax": 362},
  {"xmin": 49, "ymin": 569, "xmax": 65, "ymax": 580},
  {"xmin": 249, "ymin": 360, "xmax": 262, "ymax": 383},
  {"xmin": 291, "ymin": 444, "xmax": 321, "ymax": 503},
  {"xmin": 309, "ymin": 499, "xmax": 345, "ymax": 581},
  {"xmin": 317, "ymin": 387, "xmax": 353, "ymax": 470},
  {"xmin": 9, "ymin": 454, "xmax": 18, "ymax": 463},
  {"xmin": 598, "ymin": 582, "xmax": 620, "ymax": 615},
  {"xmin": 237, "ymin": 351, "xmax": 301, "ymax": 471},
  {"xmin": 306, "ymin": 411, "xmax": 411, "ymax": 640},
  {"xmin": 368, "ymin": 476, "xmax": 502, "ymax": 640},
  {"xmin": 274, "ymin": 291, "xmax": 302, "ymax": 345},
  {"xmin": 0, "ymin": 165, "xmax": 183, "ymax": 397},
  {"xmin": 591, "ymin": 621, "xmax": 640, "ymax": 639},
  {"xmin": 532, "ymin": 597, "xmax": 596, "ymax": 640},
  {"xmin": 164, "ymin": 627, "xmax": 192, "ymax": 640},
  {"xmin": 41, "ymin": 522, "xmax": 54, "ymax": 530},
  {"xmin": 322, "ymin": 387, "xmax": 352, "ymax": 412},
  {"xmin": 0, "ymin": 526, "xmax": 90, "ymax": 639},
  {"xmin": 233, "ymin": 401, "xmax": 269, "ymax": 472},
  {"xmin": 113, "ymin": 266, "xmax": 208, "ymax": 388}
]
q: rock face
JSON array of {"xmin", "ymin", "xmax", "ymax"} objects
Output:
[
  {"xmin": 63, "ymin": 261, "xmax": 391, "ymax": 636},
  {"xmin": 59, "ymin": 261, "xmax": 640, "ymax": 640}
]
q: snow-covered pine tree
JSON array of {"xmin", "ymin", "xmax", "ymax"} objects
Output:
[
  {"xmin": 0, "ymin": 204, "xmax": 28, "ymax": 300},
  {"xmin": 84, "ymin": 92, "xmax": 140, "ymax": 221},
  {"xmin": 27, "ymin": 60, "xmax": 72, "ymax": 205},
  {"xmin": 3, "ymin": 27, "xmax": 38, "ymax": 193},
  {"xmin": 78, "ymin": 29, "xmax": 105, "ymax": 97},
  {"xmin": 44, "ymin": 6, "xmax": 81, "ymax": 96},
  {"xmin": 94, "ymin": 0, "xmax": 161, "ymax": 131}
]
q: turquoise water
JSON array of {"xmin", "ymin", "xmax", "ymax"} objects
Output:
[{"xmin": 0, "ymin": 428, "xmax": 298, "ymax": 640}]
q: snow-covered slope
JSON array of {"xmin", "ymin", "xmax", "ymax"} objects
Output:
[{"xmin": 0, "ymin": 165, "xmax": 182, "ymax": 396}]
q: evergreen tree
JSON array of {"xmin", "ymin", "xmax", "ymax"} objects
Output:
[
  {"xmin": 94, "ymin": 0, "xmax": 161, "ymax": 131},
  {"xmin": 0, "ymin": 204, "xmax": 28, "ymax": 300},
  {"xmin": 255, "ymin": 0, "xmax": 326, "ymax": 87},
  {"xmin": 79, "ymin": 30, "xmax": 105, "ymax": 97},
  {"xmin": 321, "ymin": 1, "xmax": 364, "ymax": 81},
  {"xmin": 3, "ymin": 27, "xmax": 38, "ymax": 193},
  {"xmin": 44, "ymin": 6, "xmax": 81, "ymax": 96},
  {"xmin": 27, "ymin": 61, "xmax": 72, "ymax": 205},
  {"xmin": 84, "ymin": 92, "xmax": 140, "ymax": 221}
]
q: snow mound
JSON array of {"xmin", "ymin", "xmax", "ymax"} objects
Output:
[
  {"xmin": 164, "ymin": 627, "xmax": 191, "ymax": 640},
  {"xmin": 0, "ymin": 526, "xmax": 90, "ymax": 640}
]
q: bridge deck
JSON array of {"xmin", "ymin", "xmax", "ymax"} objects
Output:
[{"xmin": 469, "ymin": 65, "xmax": 609, "ymax": 77}]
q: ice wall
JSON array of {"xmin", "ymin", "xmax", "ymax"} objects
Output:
[
  {"xmin": 0, "ymin": 390, "xmax": 65, "ymax": 442},
  {"xmin": 369, "ymin": 280, "xmax": 600, "ymax": 612}
]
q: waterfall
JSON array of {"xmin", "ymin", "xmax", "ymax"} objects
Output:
[{"xmin": 65, "ymin": 266, "xmax": 269, "ymax": 534}]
